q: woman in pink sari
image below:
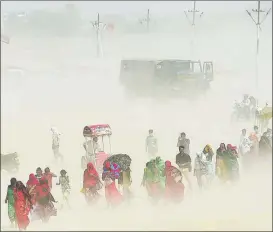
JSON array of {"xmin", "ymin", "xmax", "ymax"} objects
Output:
[
  {"xmin": 102, "ymin": 161, "xmax": 123, "ymax": 208},
  {"xmin": 14, "ymin": 181, "xmax": 32, "ymax": 231},
  {"xmin": 164, "ymin": 161, "xmax": 185, "ymax": 203}
]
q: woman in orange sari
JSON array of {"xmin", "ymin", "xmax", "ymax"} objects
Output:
[
  {"xmin": 164, "ymin": 161, "xmax": 184, "ymax": 203},
  {"xmin": 102, "ymin": 161, "xmax": 123, "ymax": 208},
  {"xmin": 14, "ymin": 181, "xmax": 32, "ymax": 231}
]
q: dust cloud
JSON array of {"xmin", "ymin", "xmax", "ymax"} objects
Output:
[{"xmin": 1, "ymin": 2, "xmax": 272, "ymax": 231}]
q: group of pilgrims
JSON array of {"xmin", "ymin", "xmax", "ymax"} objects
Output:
[{"xmin": 4, "ymin": 125, "xmax": 272, "ymax": 231}]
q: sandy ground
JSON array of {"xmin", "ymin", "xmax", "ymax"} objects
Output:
[{"xmin": 1, "ymin": 18, "xmax": 272, "ymax": 231}]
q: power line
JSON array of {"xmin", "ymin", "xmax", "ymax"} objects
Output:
[
  {"xmin": 91, "ymin": 13, "xmax": 106, "ymax": 58},
  {"xmin": 139, "ymin": 9, "xmax": 151, "ymax": 32},
  {"xmin": 184, "ymin": 1, "xmax": 204, "ymax": 59},
  {"xmin": 246, "ymin": 1, "xmax": 271, "ymax": 93}
]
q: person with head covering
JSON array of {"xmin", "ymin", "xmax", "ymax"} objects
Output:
[
  {"xmin": 50, "ymin": 127, "xmax": 63, "ymax": 162},
  {"xmin": 239, "ymin": 129, "xmax": 252, "ymax": 156},
  {"xmin": 82, "ymin": 162, "xmax": 101, "ymax": 204},
  {"xmin": 193, "ymin": 152, "xmax": 208, "ymax": 190},
  {"xmin": 155, "ymin": 156, "xmax": 166, "ymax": 191},
  {"xmin": 14, "ymin": 181, "xmax": 32, "ymax": 230},
  {"xmin": 141, "ymin": 160, "xmax": 161, "ymax": 203},
  {"xmin": 43, "ymin": 167, "xmax": 57, "ymax": 190},
  {"xmin": 102, "ymin": 161, "xmax": 123, "ymax": 208},
  {"xmin": 202, "ymin": 144, "xmax": 214, "ymax": 185},
  {"xmin": 225, "ymin": 144, "xmax": 240, "ymax": 182},
  {"xmin": 164, "ymin": 160, "xmax": 184, "ymax": 203},
  {"xmin": 175, "ymin": 146, "xmax": 192, "ymax": 190},
  {"xmin": 118, "ymin": 166, "xmax": 132, "ymax": 204},
  {"xmin": 216, "ymin": 143, "xmax": 228, "ymax": 181},
  {"xmin": 5, "ymin": 178, "xmax": 17, "ymax": 228},
  {"xmin": 145, "ymin": 129, "xmax": 158, "ymax": 159},
  {"xmin": 259, "ymin": 131, "xmax": 272, "ymax": 157},
  {"xmin": 56, "ymin": 169, "xmax": 71, "ymax": 209},
  {"xmin": 33, "ymin": 177, "xmax": 57, "ymax": 223},
  {"xmin": 26, "ymin": 174, "xmax": 39, "ymax": 206}
]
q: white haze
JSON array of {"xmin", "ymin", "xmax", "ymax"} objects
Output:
[{"xmin": 1, "ymin": 1, "xmax": 272, "ymax": 231}]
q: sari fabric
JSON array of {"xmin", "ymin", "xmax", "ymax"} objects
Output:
[
  {"xmin": 164, "ymin": 161, "xmax": 184, "ymax": 202},
  {"xmin": 14, "ymin": 189, "xmax": 31, "ymax": 230},
  {"xmin": 102, "ymin": 164, "xmax": 123, "ymax": 207}
]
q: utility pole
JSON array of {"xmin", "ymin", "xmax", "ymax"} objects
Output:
[
  {"xmin": 184, "ymin": 1, "xmax": 204, "ymax": 59},
  {"xmin": 139, "ymin": 9, "xmax": 151, "ymax": 32},
  {"xmin": 246, "ymin": 1, "xmax": 271, "ymax": 94},
  {"xmin": 91, "ymin": 13, "xmax": 106, "ymax": 58}
]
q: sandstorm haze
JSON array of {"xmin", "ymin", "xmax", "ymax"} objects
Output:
[{"xmin": 1, "ymin": 1, "xmax": 272, "ymax": 231}]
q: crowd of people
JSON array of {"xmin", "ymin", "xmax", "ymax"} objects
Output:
[
  {"xmin": 4, "ymin": 123, "xmax": 272, "ymax": 230},
  {"xmin": 5, "ymin": 167, "xmax": 58, "ymax": 230}
]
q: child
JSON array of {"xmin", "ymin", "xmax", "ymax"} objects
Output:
[
  {"xmin": 56, "ymin": 169, "xmax": 71, "ymax": 209},
  {"xmin": 44, "ymin": 167, "xmax": 57, "ymax": 190}
]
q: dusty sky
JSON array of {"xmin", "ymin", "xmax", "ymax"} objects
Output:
[{"xmin": 1, "ymin": 1, "xmax": 272, "ymax": 15}]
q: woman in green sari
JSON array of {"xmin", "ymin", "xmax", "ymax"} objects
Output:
[
  {"xmin": 142, "ymin": 160, "xmax": 161, "ymax": 202},
  {"xmin": 5, "ymin": 178, "xmax": 17, "ymax": 228},
  {"xmin": 155, "ymin": 156, "xmax": 166, "ymax": 191}
]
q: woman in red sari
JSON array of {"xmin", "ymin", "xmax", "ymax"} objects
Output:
[
  {"xmin": 102, "ymin": 161, "xmax": 123, "ymax": 208},
  {"xmin": 14, "ymin": 181, "xmax": 32, "ymax": 231},
  {"xmin": 33, "ymin": 177, "xmax": 57, "ymax": 223},
  {"xmin": 26, "ymin": 174, "xmax": 39, "ymax": 206},
  {"xmin": 164, "ymin": 161, "xmax": 185, "ymax": 203},
  {"xmin": 82, "ymin": 162, "xmax": 102, "ymax": 204}
]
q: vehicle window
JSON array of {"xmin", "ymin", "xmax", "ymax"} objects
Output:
[
  {"xmin": 192, "ymin": 62, "xmax": 202, "ymax": 73},
  {"xmin": 205, "ymin": 63, "xmax": 212, "ymax": 73}
]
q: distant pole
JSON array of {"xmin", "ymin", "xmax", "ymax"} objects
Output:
[
  {"xmin": 184, "ymin": 1, "xmax": 204, "ymax": 59},
  {"xmin": 139, "ymin": 9, "xmax": 151, "ymax": 32},
  {"xmin": 246, "ymin": 1, "xmax": 271, "ymax": 94},
  {"xmin": 147, "ymin": 9, "xmax": 150, "ymax": 32},
  {"xmin": 91, "ymin": 13, "xmax": 106, "ymax": 58}
]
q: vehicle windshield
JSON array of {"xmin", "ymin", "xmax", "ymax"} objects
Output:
[{"xmin": 190, "ymin": 62, "xmax": 202, "ymax": 73}]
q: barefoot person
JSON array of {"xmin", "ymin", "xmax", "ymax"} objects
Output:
[{"xmin": 56, "ymin": 169, "xmax": 71, "ymax": 209}]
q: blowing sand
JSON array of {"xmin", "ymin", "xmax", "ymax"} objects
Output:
[{"xmin": 1, "ymin": 7, "xmax": 272, "ymax": 230}]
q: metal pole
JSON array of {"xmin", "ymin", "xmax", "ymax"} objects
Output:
[
  {"xmin": 147, "ymin": 9, "xmax": 150, "ymax": 32},
  {"xmin": 246, "ymin": 1, "xmax": 271, "ymax": 96},
  {"xmin": 96, "ymin": 13, "xmax": 100, "ymax": 58},
  {"xmin": 191, "ymin": 1, "xmax": 196, "ymax": 59},
  {"xmin": 139, "ymin": 9, "xmax": 151, "ymax": 33},
  {"xmin": 246, "ymin": 1, "xmax": 271, "ymax": 130},
  {"xmin": 184, "ymin": 1, "xmax": 203, "ymax": 60},
  {"xmin": 91, "ymin": 13, "xmax": 106, "ymax": 58},
  {"xmin": 256, "ymin": 1, "xmax": 261, "ymax": 91}
]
